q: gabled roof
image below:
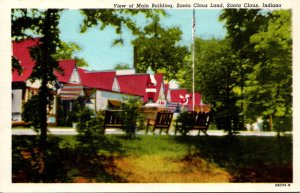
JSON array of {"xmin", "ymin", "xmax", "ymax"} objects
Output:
[
  {"xmin": 117, "ymin": 73, "xmax": 164, "ymax": 102},
  {"xmin": 78, "ymin": 68, "xmax": 116, "ymax": 91},
  {"xmin": 169, "ymin": 89, "xmax": 202, "ymax": 105},
  {"xmin": 54, "ymin": 60, "xmax": 77, "ymax": 83},
  {"xmin": 170, "ymin": 89, "xmax": 187, "ymax": 103},
  {"xmin": 164, "ymin": 83, "xmax": 169, "ymax": 98},
  {"xmin": 187, "ymin": 92, "xmax": 202, "ymax": 106},
  {"xmin": 117, "ymin": 74, "xmax": 149, "ymax": 98},
  {"xmin": 12, "ymin": 38, "xmax": 39, "ymax": 82},
  {"xmin": 153, "ymin": 74, "xmax": 164, "ymax": 102},
  {"xmin": 12, "ymin": 39, "xmax": 78, "ymax": 84}
]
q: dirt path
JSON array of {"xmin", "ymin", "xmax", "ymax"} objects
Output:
[{"xmin": 107, "ymin": 154, "xmax": 231, "ymax": 183}]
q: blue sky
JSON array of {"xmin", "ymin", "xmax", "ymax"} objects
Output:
[{"xmin": 58, "ymin": 9, "xmax": 226, "ymax": 71}]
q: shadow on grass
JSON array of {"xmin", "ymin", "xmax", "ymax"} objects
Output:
[
  {"xmin": 12, "ymin": 134, "xmax": 293, "ymax": 183},
  {"xmin": 12, "ymin": 135, "xmax": 126, "ymax": 183},
  {"xmin": 174, "ymin": 135, "xmax": 292, "ymax": 182}
]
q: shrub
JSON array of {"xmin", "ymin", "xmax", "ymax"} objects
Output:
[
  {"xmin": 22, "ymin": 94, "xmax": 53, "ymax": 131},
  {"xmin": 56, "ymin": 97, "xmax": 85, "ymax": 126},
  {"xmin": 76, "ymin": 108, "xmax": 106, "ymax": 152},
  {"xmin": 66, "ymin": 101, "xmax": 82, "ymax": 124},
  {"xmin": 121, "ymin": 97, "xmax": 146, "ymax": 139},
  {"xmin": 56, "ymin": 96, "xmax": 68, "ymax": 126},
  {"xmin": 174, "ymin": 111, "xmax": 196, "ymax": 136}
]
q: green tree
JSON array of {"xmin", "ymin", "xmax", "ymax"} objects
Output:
[
  {"xmin": 245, "ymin": 10, "xmax": 292, "ymax": 133},
  {"xmin": 80, "ymin": 9, "xmax": 166, "ymax": 44},
  {"xmin": 76, "ymin": 108, "xmax": 105, "ymax": 152},
  {"xmin": 132, "ymin": 16, "xmax": 189, "ymax": 81},
  {"xmin": 22, "ymin": 95, "xmax": 43, "ymax": 130},
  {"xmin": 219, "ymin": 9, "xmax": 269, "ymax": 59},
  {"xmin": 182, "ymin": 38, "xmax": 243, "ymax": 134},
  {"xmin": 220, "ymin": 9, "xmax": 292, "ymax": 133},
  {"xmin": 52, "ymin": 41, "xmax": 89, "ymax": 67},
  {"xmin": 13, "ymin": 9, "xmax": 166, "ymax": 180},
  {"xmin": 29, "ymin": 10, "xmax": 61, "ymax": 180},
  {"xmin": 121, "ymin": 97, "xmax": 145, "ymax": 139},
  {"xmin": 12, "ymin": 56, "xmax": 23, "ymax": 75},
  {"xmin": 219, "ymin": 9, "xmax": 270, "ymax": 127},
  {"xmin": 12, "ymin": 9, "xmax": 62, "ymax": 181},
  {"xmin": 12, "ymin": 9, "xmax": 43, "ymax": 74},
  {"xmin": 114, "ymin": 63, "xmax": 131, "ymax": 70}
]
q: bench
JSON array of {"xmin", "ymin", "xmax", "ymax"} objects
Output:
[
  {"xmin": 175, "ymin": 111, "xmax": 210, "ymax": 136},
  {"xmin": 103, "ymin": 110, "xmax": 124, "ymax": 129},
  {"xmin": 193, "ymin": 111, "xmax": 210, "ymax": 135},
  {"xmin": 145, "ymin": 110, "xmax": 174, "ymax": 134}
]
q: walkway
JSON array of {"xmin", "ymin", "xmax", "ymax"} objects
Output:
[{"xmin": 12, "ymin": 127, "xmax": 291, "ymax": 136}]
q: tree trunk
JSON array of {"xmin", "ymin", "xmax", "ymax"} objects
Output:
[
  {"xmin": 269, "ymin": 114, "xmax": 273, "ymax": 131},
  {"xmin": 37, "ymin": 9, "xmax": 58, "ymax": 181},
  {"xmin": 38, "ymin": 79, "xmax": 48, "ymax": 182}
]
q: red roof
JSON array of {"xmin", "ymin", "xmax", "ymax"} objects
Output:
[
  {"xmin": 170, "ymin": 89, "xmax": 202, "ymax": 105},
  {"xmin": 164, "ymin": 83, "xmax": 169, "ymax": 98},
  {"xmin": 12, "ymin": 39, "xmax": 77, "ymax": 84},
  {"xmin": 153, "ymin": 74, "xmax": 163, "ymax": 102},
  {"xmin": 54, "ymin": 60, "xmax": 77, "ymax": 83},
  {"xmin": 187, "ymin": 92, "xmax": 202, "ymax": 105},
  {"xmin": 117, "ymin": 74, "xmax": 149, "ymax": 98},
  {"xmin": 78, "ymin": 68, "xmax": 116, "ymax": 91},
  {"xmin": 117, "ymin": 73, "xmax": 164, "ymax": 102},
  {"xmin": 170, "ymin": 89, "xmax": 187, "ymax": 103},
  {"xmin": 12, "ymin": 38, "xmax": 39, "ymax": 82}
]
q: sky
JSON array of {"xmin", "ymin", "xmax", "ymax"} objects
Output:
[{"xmin": 58, "ymin": 9, "xmax": 226, "ymax": 71}]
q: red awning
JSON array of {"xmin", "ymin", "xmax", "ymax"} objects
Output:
[{"xmin": 59, "ymin": 83, "xmax": 83, "ymax": 101}]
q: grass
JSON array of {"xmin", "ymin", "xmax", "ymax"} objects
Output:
[
  {"xmin": 107, "ymin": 135, "xmax": 230, "ymax": 182},
  {"xmin": 12, "ymin": 134, "xmax": 292, "ymax": 183},
  {"xmin": 174, "ymin": 135, "xmax": 292, "ymax": 182}
]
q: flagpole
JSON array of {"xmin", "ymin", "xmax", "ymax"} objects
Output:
[{"xmin": 192, "ymin": 9, "xmax": 195, "ymax": 111}]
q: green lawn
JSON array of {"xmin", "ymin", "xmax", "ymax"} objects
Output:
[{"xmin": 12, "ymin": 134, "xmax": 292, "ymax": 183}]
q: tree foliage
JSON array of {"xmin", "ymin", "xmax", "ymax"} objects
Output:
[
  {"xmin": 121, "ymin": 97, "xmax": 146, "ymax": 139},
  {"xmin": 76, "ymin": 108, "xmax": 106, "ymax": 152},
  {"xmin": 12, "ymin": 9, "xmax": 62, "ymax": 181},
  {"xmin": 219, "ymin": 9, "xmax": 292, "ymax": 133},
  {"xmin": 11, "ymin": 9, "xmax": 44, "ymax": 40},
  {"xmin": 22, "ymin": 95, "xmax": 43, "ymax": 130},
  {"xmin": 245, "ymin": 10, "xmax": 292, "ymax": 132},
  {"xmin": 182, "ymin": 38, "xmax": 243, "ymax": 134},
  {"xmin": 180, "ymin": 10, "xmax": 292, "ymax": 134},
  {"xmin": 12, "ymin": 56, "xmax": 23, "ymax": 75},
  {"xmin": 11, "ymin": 9, "xmax": 43, "ymax": 74},
  {"xmin": 114, "ymin": 63, "xmax": 131, "ymax": 70},
  {"xmin": 80, "ymin": 9, "xmax": 166, "ymax": 45},
  {"xmin": 80, "ymin": 9, "xmax": 187, "ymax": 81},
  {"xmin": 132, "ymin": 17, "xmax": 189, "ymax": 81},
  {"xmin": 219, "ymin": 9, "xmax": 269, "ymax": 60},
  {"xmin": 52, "ymin": 41, "xmax": 89, "ymax": 67},
  {"xmin": 13, "ymin": 8, "xmax": 169, "ymax": 179}
]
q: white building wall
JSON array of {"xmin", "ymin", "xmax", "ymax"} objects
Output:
[
  {"xmin": 166, "ymin": 90, "xmax": 171, "ymax": 102},
  {"xmin": 96, "ymin": 90, "xmax": 139, "ymax": 111},
  {"xmin": 69, "ymin": 69, "xmax": 81, "ymax": 83},
  {"xmin": 155, "ymin": 83, "xmax": 167, "ymax": 106},
  {"xmin": 112, "ymin": 77, "xmax": 120, "ymax": 92},
  {"xmin": 96, "ymin": 91, "xmax": 108, "ymax": 110},
  {"xmin": 12, "ymin": 89, "xmax": 23, "ymax": 121},
  {"xmin": 115, "ymin": 69, "xmax": 135, "ymax": 75}
]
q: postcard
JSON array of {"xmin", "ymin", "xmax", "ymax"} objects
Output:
[{"xmin": 1, "ymin": 0, "xmax": 299, "ymax": 192}]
